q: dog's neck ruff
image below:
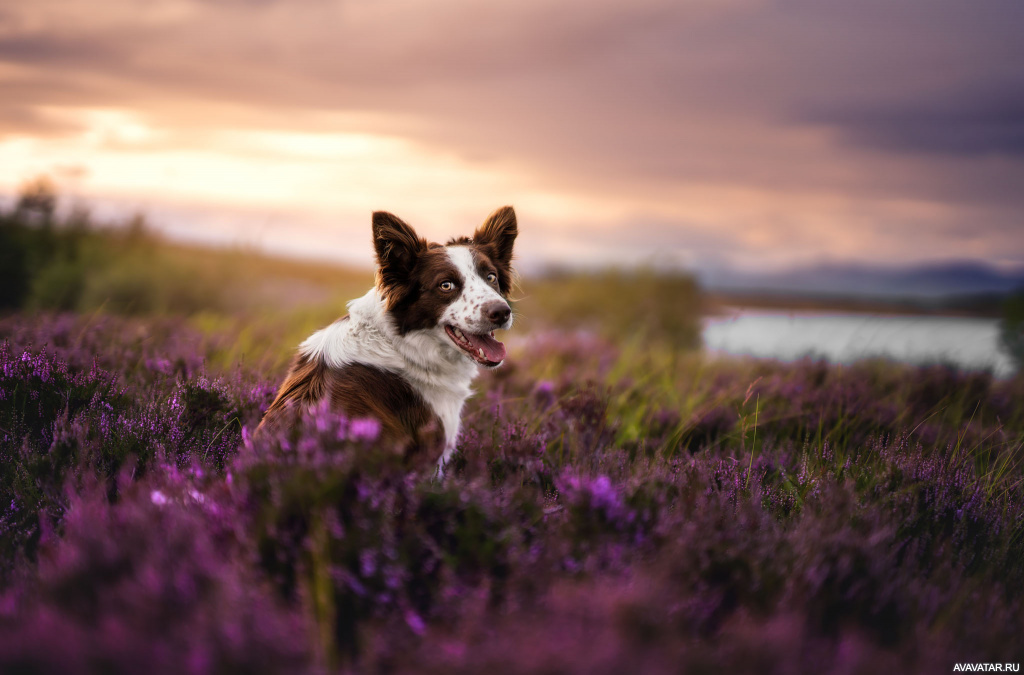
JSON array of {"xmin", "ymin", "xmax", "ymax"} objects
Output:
[{"xmin": 298, "ymin": 288, "xmax": 479, "ymax": 446}]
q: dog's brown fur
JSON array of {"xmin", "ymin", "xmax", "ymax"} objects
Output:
[{"xmin": 257, "ymin": 351, "xmax": 444, "ymax": 461}]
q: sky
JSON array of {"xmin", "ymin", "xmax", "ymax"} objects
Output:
[{"xmin": 1, "ymin": 0, "xmax": 1023, "ymax": 274}]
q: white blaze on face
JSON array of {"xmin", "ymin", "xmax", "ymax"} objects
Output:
[{"xmin": 441, "ymin": 245, "xmax": 508, "ymax": 333}]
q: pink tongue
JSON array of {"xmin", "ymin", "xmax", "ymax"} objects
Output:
[{"xmin": 464, "ymin": 332, "xmax": 506, "ymax": 363}]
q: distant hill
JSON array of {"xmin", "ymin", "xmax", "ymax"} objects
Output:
[{"xmin": 701, "ymin": 261, "xmax": 1024, "ymax": 300}]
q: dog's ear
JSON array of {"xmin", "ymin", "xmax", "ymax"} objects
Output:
[
  {"xmin": 473, "ymin": 206, "xmax": 517, "ymax": 269},
  {"xmin": 373, "ymin": 211, "xmax": 426, "ymax": 300}
]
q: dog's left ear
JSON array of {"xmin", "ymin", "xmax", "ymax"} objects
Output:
[{"xmin": 473, "ymin": 206, "xmax": 517, "ymax": 268}]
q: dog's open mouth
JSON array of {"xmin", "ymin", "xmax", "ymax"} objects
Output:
[{"xmin": 445, "ymin": 325, "xmax": 506, "ymax": 366}]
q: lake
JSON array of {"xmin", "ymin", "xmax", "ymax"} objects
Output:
[{"xmin": 702, "ymin": 309, "xmax": 1016, "ymax": 377}]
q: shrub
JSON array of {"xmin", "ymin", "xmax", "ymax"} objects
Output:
[
  {"xmin": 520, "ymin": 269, "xmax": 702, "ymax": 349},
  {"xmin": 30, "ymin": 259, "xmax": 88, "ymax": 311},
  {"xmin": 1, "ymin": 312, "xmax": 1023, "ymax": 672},
  {"xmin": 1000, "ymin": 289, "xmax": 1024, "ymax": 373},
  {"xmin": 0, "ymin": 478, "xmax": 312, "ymax": 675},
  {"xmin": 78, "ymin": 257, "xmax": 225, "ymax": 315},
  {"xmin": 0, "ymin": 220, "xmax": 31, "ymax": 309}
]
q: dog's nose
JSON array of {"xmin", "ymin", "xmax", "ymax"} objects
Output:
[{"xmin": 484, "ymin": 301, "xmax": 511, "ymax": 326}]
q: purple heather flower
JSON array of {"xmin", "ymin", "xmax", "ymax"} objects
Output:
[
  {"xmin": 588, "ymin": 476, "xmax": 619, "ymax": 512},
  {"xmin": 359, "ymin": 550, "xmax": 377, "ymax": 577},
  {"xmin": 347, "ymin": 417, "xmax": 381, "ymax": 442},
  {"xmin": 534, "ymin": 379, "xmax": 555, "ymax": 399},
  {"xmin": 404, "ymin": 609, "xmax": 426, "ymax": 636}
]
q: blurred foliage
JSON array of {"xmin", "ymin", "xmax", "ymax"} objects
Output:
[
  {"xmin": 1, "ymin": 313, "xmax": 1023, "ymax": 672},
  {"xmin": 1000, "ymin": 288, "xmax": 1024, "ymax": 372},
  {"xmin": 0, "ymin": 178, "xmax": 705, "ymax": 363},
  {"xmin": 517, "ymin": 269, "xmax": 702, "ymax": 350},
  {"xmin": 0, "ymin": 221, "xmax": 31, "ymax": 308},
  {"xmin": 0, "ymin": 177, "xmax": 372, "ymax": 320},
  {"xmin": 14, "ymin": 175, "xmax": 58, "ymax": 224}
]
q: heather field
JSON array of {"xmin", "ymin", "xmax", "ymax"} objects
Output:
[{"xmin": 1, "ymin": 308, "xmax": 1023, "ymax": 674}]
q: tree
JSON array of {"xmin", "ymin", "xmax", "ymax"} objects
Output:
[{"xmin": 14, "ymin": 176, "xmax": 58, "ymax": 226}]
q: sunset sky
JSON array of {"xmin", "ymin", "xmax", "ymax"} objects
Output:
[{"xmin": 1, "ymin": 0, "xmax": 1022, "ymax": 274}]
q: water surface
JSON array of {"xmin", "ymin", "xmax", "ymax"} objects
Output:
[{"xmin": 702, "ymin": 310, "xmax": 1015, "ymax": 377}]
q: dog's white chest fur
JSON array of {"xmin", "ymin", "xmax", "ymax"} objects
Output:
[{"xmin": 301, "ymin": 288, "xmax": 479, "ymax": 456}]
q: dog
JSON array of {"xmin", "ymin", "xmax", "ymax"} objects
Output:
[{"xmin": 256, "ymin": 206, "xmax": 517, "ymax": 476}]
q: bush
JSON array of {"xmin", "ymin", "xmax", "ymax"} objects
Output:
[
  {"xmin": 0, "ymin": 182, "xmax": 228, "ymax": 317},
  {"xmin": 30, "ymin": 259, "xmax": 88, "ymax": 311},
  {"xmin": 1000, "ymin": 289, "xmax": 1024, "ymax": 373},
  {"xmin": 75, "ymin": 246, "xmax": 224, "ymax": 315},
  {"xmin": 520, "ymin": 269, "xmax": 702, "ymax": 349},
  {"xmin": 0, "ymin": 478, "xmax": 312, "ymax": 675},
  {"xmin": 0, "ymin": 221, "xmax": 31, "ymax": 309}
]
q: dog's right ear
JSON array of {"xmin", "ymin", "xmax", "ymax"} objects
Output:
[{"xmin": 373, "ymin": 211, "xmax": 426, "ymax": 300}]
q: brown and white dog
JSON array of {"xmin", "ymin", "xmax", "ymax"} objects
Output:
[{"xmin": 257, "ymin": 206, "xmax": 517, "ymax": 476}]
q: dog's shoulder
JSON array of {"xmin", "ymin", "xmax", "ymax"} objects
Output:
[
  {"xmin": 258, "ymin": 350, "xmax": 329, "ymax": 430},
  {"xmin": 256, "ymin": 319, "xmax": 446, "ymax": 460},
  {"xmin": 325, "ymin": 362, "xmax": 445, "ymax": 458}
]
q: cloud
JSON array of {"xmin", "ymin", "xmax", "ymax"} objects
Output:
[
  {"xmin": 1, "ymin": 0, "xmax": 1023, "ymax": 270},
  {"xmin": 809, "ymin": 88, "xmax": 1024, "ymax": 158}
]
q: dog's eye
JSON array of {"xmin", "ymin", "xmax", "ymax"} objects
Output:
[
  {"xmin": 486, "ymin": 273, "xmax": 497, "ymax": 284},
  {"xmin": 439, "ymin": 280, "xmax": 454, "ymax": 291}
]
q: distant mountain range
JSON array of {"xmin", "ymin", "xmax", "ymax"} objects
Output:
[{"xmin": 700, "ymin": 261, "xmax": 1024, "ymax": 300}]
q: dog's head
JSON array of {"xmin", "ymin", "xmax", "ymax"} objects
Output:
[{"xmin": 372, "ymin": 206, "xmax": 518, "ymax": 368}]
